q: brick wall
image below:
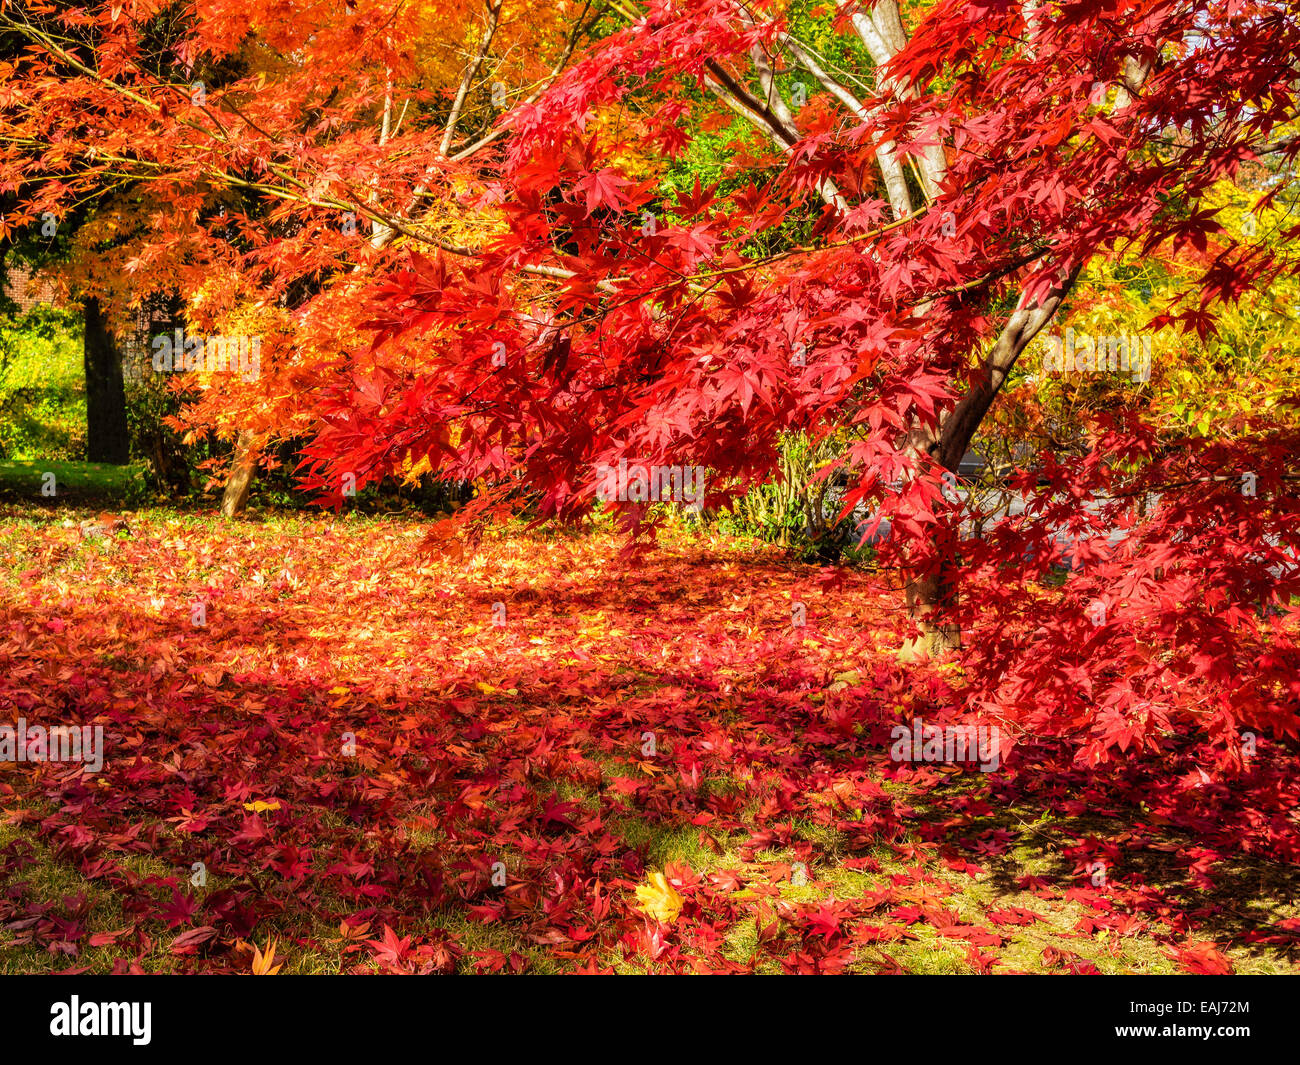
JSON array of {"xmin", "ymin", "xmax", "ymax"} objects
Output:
[{"xmin": 2, "ymin": 262, "xmax": 59, "ymax": 313}]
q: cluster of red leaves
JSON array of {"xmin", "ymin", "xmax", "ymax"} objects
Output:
[
  {"xmin": 303, "ymin": 0, "xmax": 1300, "ymax": 505},
  {"xmin": 2, "ymin": 513, "xmax": 1297, "ymax": 973}
]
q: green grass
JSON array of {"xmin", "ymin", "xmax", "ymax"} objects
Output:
[
  {"xmin": 0, "ymin": 820, "xmax": 183, "ymax": 974},
  {"xmin": 0, "ymin": 459, "xmax": 149, "ymax": 503}
]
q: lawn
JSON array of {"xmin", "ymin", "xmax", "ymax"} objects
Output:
[
  {"xmin": 1, "ymin": 507, "xmax": 1297, "ymax": 974},
  {"xmin": 0, "ymin": 459, "xmax": 149, "ymax": 503}
]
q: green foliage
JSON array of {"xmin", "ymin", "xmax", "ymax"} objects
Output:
[
  {"xmin": 0, "ymin": 305, "xmax": 86, "ymax": 460},
  {"xmin": 716, "ymin": 430, "xmax": 872, "ymax": 563},
  {"xmin": 657, "ymin": 0, "xmax": 880, "ymax": 258}
]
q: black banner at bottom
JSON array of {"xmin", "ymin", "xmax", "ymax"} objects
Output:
[{"xmin": 0, "ymin": 974, "xmax": 1283, "ymax": 1054}]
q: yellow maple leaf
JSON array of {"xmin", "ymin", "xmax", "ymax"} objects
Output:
[
  {"xmin": 635, "ymin": 871, "xmax": 684, "ymax": 923},
  {"xmin": 242, "ymin": 800, "xmax": 281, "ymax": 813},
  {"xmin": 251, "ymin": 937, "xmax": 283, "ymax": 975}
]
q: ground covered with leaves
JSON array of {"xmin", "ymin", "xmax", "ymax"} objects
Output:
[{"xmin": 1, "ymin": 509, "xmax": 1298, "ymax": 974}]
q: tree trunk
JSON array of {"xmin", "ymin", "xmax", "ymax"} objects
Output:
[
  {"xmin": 897, "ymin": 265, "xmax": 1082, "ymax": 659},
  {"xmin": 82, "ymin": 297, "xmax": 130, "ymax": 464},
  {"xmin": 221, "ymin": 430, "xmax": 263, "ymax": 518},
  {"xmin": 899, "ymin": 563, "xmax": 962, "ymax": 661}
]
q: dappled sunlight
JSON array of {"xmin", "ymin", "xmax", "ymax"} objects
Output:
[{"xmin": 2, "ymin": 511, "xmax": 1297, "ymax": 974}]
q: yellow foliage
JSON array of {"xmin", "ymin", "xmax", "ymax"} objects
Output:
[{"xmin": 634, "ymin": 870, "xmax": 684, "ymax": 923}]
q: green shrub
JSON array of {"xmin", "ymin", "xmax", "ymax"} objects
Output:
[
  {"xmin": 0, "ymin": 305, "xmax": 85, "ymax": 460},
  {"xmin": 716, "ymin": 431, "xmax": 872, "ymax": 563}
]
